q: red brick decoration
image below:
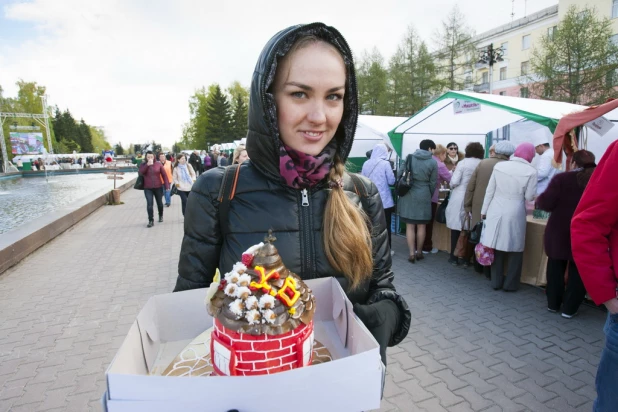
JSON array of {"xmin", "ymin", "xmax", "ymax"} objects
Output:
[{"xmin": 210, "ymin": 318, "xmax": 314, "ymax": 376}]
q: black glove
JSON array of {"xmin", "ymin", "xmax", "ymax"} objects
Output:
[{"xmin": 353, "ymin": 300, "xmax": 400, "ymax": 366}]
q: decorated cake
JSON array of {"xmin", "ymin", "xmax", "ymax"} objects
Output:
[{"xmin": 204, "ymin": 231, "xmax": 317, "ymax": 376}]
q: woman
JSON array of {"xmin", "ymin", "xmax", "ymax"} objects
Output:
[
  {"xmin": 481, "ymin": 142, "xmax": 537, "ymax": 291},
  {"xmin": 536, "ymin": 150, "xmax": 596, "ymax": 318},
  {"xmin": 464, "ymin": 141, "xmax": 515, "ymax": 275},
  {"xmin": 362, "ymin": 143, "xmax": 395, "ymax": 252},
  {"xmin": 174, "ymin": 23, "xmax": 410, "ymax": 366},
  {"xmin": 232, "ymin": 144, "xmax": 249, "ymax": 165},
  {"xmin": 446, "ymin": 142, "xmax": 484, "ymax": 266},
  {"xmin": 172, "ymin": 153, "xmax": 197, "ymax": 217},
  {"xmin": 139, "ymin": 150, "xmax": 170, "ymax": 227},
  {"xmin": 423, "ymin": 144, "xmax": 451, "ymax": 254},
  {"xmin": 398, "ymin": 139, "xmax": 438, "ymax": 263},
  {"xmin": 159, "ymin": 152, "xmax": 174, "ymax": 207},
  {"xmin": 444, "ymin": 142, "xmax": 464, "ymax": 172}
]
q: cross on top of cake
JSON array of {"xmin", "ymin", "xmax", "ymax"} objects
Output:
[{"xmin": 206, "ymin": 231, "xmax": 316, "ymax": 335}]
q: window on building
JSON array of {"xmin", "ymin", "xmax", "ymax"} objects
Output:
[
  {"xmin": 482, "ymin": 71, "xmax": 489, "ymax": 84},
  {"xmin": 547, "ymin": 26, "xmax": 557, "ymax": 40},
  {"xmin": 522, "ymin": 35, "xmax": 531, "ymax": 50},
  {"xmin": 521, "ymin": 61, "xmax": 530, "ymax": 76},
  {"xmin": 611, "ymin": 34, "xmax": 618, "ymax": 47},
  {"xmin": 499, "ymin": 67, "xmax": 507, "ymax": 81},
  {"xmin": 613, "ymin": 0, "xmax": 618, "ymax": 19},
  {"xmin": 501, "ymin": 42, "xmax": 508, "ymax": 56},
  {"xmin": 543, "ymin": 84, "xmax": 554, "ymax": 99},
  {"xmin": 465, "ymin": 75, "xmax": 473, "ymax": 88},
  {"xmin": 520, "ymin": 87, "xmax": 530, "ymax": 98},
  {"xmin": 499, "ymin": 91, "xmax": 506, "ymax": 96},
  {"xmin": 607, "ymin": 69, "xmax": 618, "ymax": 87}
]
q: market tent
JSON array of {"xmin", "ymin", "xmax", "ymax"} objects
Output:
[
  {"xmin": 348, "ymin": 115, "xmax": 407, "ymax": 172},
  {"xmin": 388, "ymin": 91, "xmax": 587, "ymax": 157}
]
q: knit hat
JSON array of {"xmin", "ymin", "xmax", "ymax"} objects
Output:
[
  {"xmin": 514, "ymin": 142, "xmax": 535, "ymax": 163},
  {"xmin": 494, "ymin": 141, "xmax": 515, "ymax": 156}
]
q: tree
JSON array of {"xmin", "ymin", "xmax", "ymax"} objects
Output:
[
  {"xmin": 526, "ymin": 6, "xmax": 618, "ymax": 105},
  {"xmin": 434, "ymin": 6, "xmax": 476, "ymax": 91},
  {"xmin": 385, "ymin": 47, "xmax": 409, "ymax": 116},
  {"xmin": 357, "ymin": 48, "xmax": 388, "ymax": 115},
  {"xmin": 114, "ymin": 142, "xmax": 125, "ymax": 155},
  {"xmin": 89, "ymin": 126, "xmax": 111, "ymax": 153},
  {"xmin": 228, "ymin": 81, "xmax": 249, "ymax": 138},
  {"xmin": 204, "ymin": 84, "xmax": 232, "ymax": 144},
  {"xmin": 172, "ymin": 142, "xmax": 182, "ymax": 154},
  {"xmin": 78, "ymin": 119, "xmax": 94, "ymax": 153}
]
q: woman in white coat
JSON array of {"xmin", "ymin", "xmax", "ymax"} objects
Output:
[
  {"xmin": 446, "ymin": 142, "xmax": 484, "ymax": 266},
  {"xmin": 481, "ymin": 142, "xmax": 537, "ymax": 291}
]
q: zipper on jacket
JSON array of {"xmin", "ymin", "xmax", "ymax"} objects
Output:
[{"xmin": 298, "ymin": 188, "xmax": 315, "ymax": 279}]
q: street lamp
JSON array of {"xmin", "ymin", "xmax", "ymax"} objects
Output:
[{"xmin": 476, "ymin": 43, "xmax": 504, "ymax": 94}]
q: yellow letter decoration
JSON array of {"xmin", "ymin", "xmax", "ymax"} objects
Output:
[
  {"xmin": 277, "ymin": 277, "xmax": 301, "ymax": 307},
  {"xmin": 249, "ymin": 266, "xmax": 280, "ymax": 295}
]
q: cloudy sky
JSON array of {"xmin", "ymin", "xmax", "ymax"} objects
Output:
[{"xmin": 0, "ymin": 0, "xmax": 558, "ymax": 148}]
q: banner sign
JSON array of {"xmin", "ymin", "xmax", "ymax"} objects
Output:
[
  {"xmin": 585, "ymin": 116, "xmax": 614, "ymax": 137},
  {"xmin": 9, "ymin": 132, "xmax": 45, "ymax": 155},
  {"xmin": 453, "ymin": 100, "xmax": 481, "ymax": 115}
]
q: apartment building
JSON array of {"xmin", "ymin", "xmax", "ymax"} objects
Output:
[{"xmin": 463, "ymin": 0, "xmax": 618, "ymax": 98}]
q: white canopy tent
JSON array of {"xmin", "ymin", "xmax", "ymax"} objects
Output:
[
  {"xmin": 388, "ymin": 91, "xmax": 598, "ymax": 158},
  {"xmin": 347, "ymin": 115, "xmax": 408, "ymax": 171}
]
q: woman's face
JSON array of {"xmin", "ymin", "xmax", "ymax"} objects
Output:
[
  {"xmin": 439, "ymin": 152, "xmax": 447, "ymax": 162},
  {"xmin": 238, "ymin": 150, "xmax": 249, "ymax": 164},
  {"xmin": 179, "ymin": 156, "xmax": 186, "ymax": 164},
  {"xmin": 146, "ymin": 154, "xmax": 154, "ymax": 162},
  {"xmin": 273, "ymin": 42, "xmax": 346, "ymax": 156}
]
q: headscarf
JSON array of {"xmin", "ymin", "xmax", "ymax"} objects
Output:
[
  {"xmin": 279, "ymin": 140, "xmax": 337, "ymax": 189},
  {"xmin": 177, "ymin": 163, "xmax": 193, "ymax": 185},
  {"xmin": 494, "ymin": 141, "xmax": 515, "ymax": 156},
  {"xmin": 513, "ymin": 142, "xmax": 535, "ymax": 163}
]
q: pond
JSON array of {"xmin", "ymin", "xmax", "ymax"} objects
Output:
[{"xmin": 0, "ymin": 172, "xmax": 138, "ymax": 234}]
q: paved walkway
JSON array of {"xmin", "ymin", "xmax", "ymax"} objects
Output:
[{"xmin": 0, "ymin": 189, "xmax": 607, "ymax": 411}]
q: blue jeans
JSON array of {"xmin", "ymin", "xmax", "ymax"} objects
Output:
[
  {"xmin": 594, "ymin": 312, "xmax": 618, "ymax": 411},
  {"xmin": 164, "ymin": 189, "xmax": 171, "ymax": 206}
]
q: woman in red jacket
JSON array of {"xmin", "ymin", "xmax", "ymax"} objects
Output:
[
  {"xmin": 571, "ymin": 140, "xmax": 618, "ymax": 412},
  {"xmin": 536, "ymin": 150, "xmax": 595, "ymax": 318},
  {"xmin": 138, "ymin": 151, "xmax": 170, "ymax": 227}
]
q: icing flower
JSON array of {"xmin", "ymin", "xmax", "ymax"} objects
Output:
[
  {"xmin": 238, "ymin": 274, "xmax": 252, "ymax": 287},
  {"xmin": 228, "ymin": 299, "xmax": 245, "ymax": 318},
  {"xmin": 259, "ymin": 294, "xmax": 276, "ymax": 310},
  {"xmin": 204, "ymin": 269, "xmax": 221, "ymax": 304},
  {"xmin": 245, "ymin": 296, "xmax": 259, "ymax": 311},
  {"xmin": 224, "ymin": 283, "xmax": 238, "ymax": 297},
  {"xmin": 235, "ymin": 286, "xmax": 252, "ymax": 300},
  {"xmin": 262, "ymin": 309, "xmax": 277, "ymax": 324},
  {"xmin": 225, "ymin": 271, "xmax": 240, "ymax": 284},
  {"xmin": 233, "ymin": 262, "xmax": 247, "ymax": 274},
  {"xmin": 245, "ymin": 309, "xmax": 261, "ymax": 325}
]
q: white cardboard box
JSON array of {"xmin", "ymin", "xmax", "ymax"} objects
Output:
[{"xmin": 104, "ymin": 278, "xmax": 384, "ymax": 412}]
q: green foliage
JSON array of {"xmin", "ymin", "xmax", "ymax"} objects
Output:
[
  {"xmin": 357, "ymin": 48, "xmax": 388, "ymax": 115},
  {"xmin": 527, "ymin": 6, "xmax": 618, "ymax": 105},
  {"xmin": 205, "ymin": 84, "xmax": 232, "ymax": 144},
  {"xmin": 90, "ymin": 126, "xmax": 112, "ymax": 153},
  {"xmin": 172, "ymin": 142, "xmax": 182, "ymax": 154},
  {"xmin": 114, "ymin": 142, "xmax": 125, "ymax": 155},
  {"xmin": 433, "ymin": 5, "xmax": 476, "ymax": 91},
  {"xmin": 228, "ymin": 81, "xmax": 249, "ymax": 138}
]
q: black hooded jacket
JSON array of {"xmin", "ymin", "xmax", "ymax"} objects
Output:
[{"xmin": 174, "ymin": 23, "xmax": 410, "ymax": 347}]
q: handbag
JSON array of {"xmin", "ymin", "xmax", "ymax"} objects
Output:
[
  {"xmin": 475, "ymin": 243, "xmax": 495, "ymax": 266},
  {"xmin": 396, "ymin": 155, "xmax": 413, "ymax": 197},
  {"xmin": 454, "ymin": 215, "xmax": 471, "ymax": 258},
  {"xmin": 133, "ymin": 174, "xmax": 144, "ymax": 190},
  {"xmin": 435, "ymin": 192, "xmax": 449, "ymax": 224},
  {"xmin": 469, "ymin": 220, "xmax": 483, "ymax": 244},
  {"xmin": 170, "ymin": 184, "xmax": 178, "ymax": 196}
]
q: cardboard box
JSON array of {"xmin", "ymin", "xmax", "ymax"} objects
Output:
[{"xmin": 104, "ymin": 278, "xmax": 384, "ymax": 412}]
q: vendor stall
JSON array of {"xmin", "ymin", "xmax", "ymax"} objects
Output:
[{"xmin": 347, "ymin": 115, "xmax": 407, "ymax": 172}]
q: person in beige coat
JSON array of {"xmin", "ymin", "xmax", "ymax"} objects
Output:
[
  {"xmin": 172, "ymin": 153, "xmax": 196, "ymax": 216},
  {"xmin": 464, "ymin": 141, "xmax": 515, "ymax": 276}
]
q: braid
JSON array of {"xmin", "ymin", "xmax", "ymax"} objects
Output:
[{"xmin": 323, "ymin": 155, "xmax": 373, "ymax": 289}]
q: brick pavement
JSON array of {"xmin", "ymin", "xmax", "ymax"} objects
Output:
[{"xmin": 0, "ymin": 188, "xmax": 608, "ymax": 411}]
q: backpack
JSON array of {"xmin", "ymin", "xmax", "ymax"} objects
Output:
[{"xmin": 203, "ymin": 154, "xmax": 212, "ymax": 169}]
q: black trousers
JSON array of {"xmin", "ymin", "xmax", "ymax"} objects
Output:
[
  {"xmin": 178, "ymin": 190, "xmax": 190, "ymax": 216},
  {"xmin": 491, "ymin": 250, "xmax": 523, "ymax": 291},
  {"xmin": 144, "ymin": 187, "xmax": 164, "ymax": 221},
  {"xmin": 384, "ymin": 206, "xmax": 395, "ymax": 249},
  {"xmin": 450, "ymin": 229, "xmax": 460, "ymax": 259},
  {"xmin": 422, "ymin": 202, "xmax": 438, "ymax": 252},
  {"xmin": 546, "ymin": 258, "xmax": 587, "ymax": 315}
]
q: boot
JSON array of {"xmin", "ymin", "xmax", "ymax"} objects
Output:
[
  {"xmin": 158, "ymin": 216, "xmax": 163, "ymax": 223},
  {"xmin": 147, "ymin": 220, "xmax": 154, "ymax": 228}
]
